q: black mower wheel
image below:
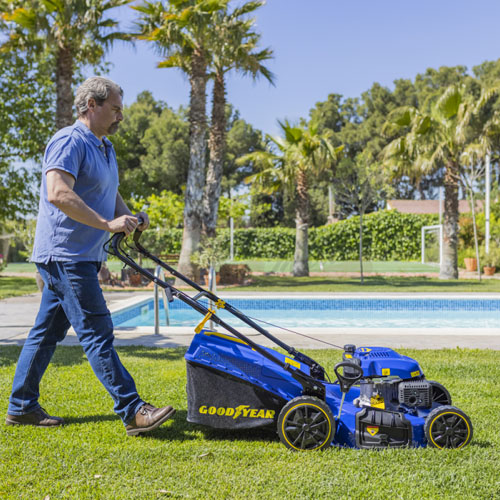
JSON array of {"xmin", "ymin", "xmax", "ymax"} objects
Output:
[
  {"xmin": 424, "ymin": 405, "xmax": 473, "ymax": 449},
  {"xmin": 428, "ymin": 380, "xmax": 452, "ymax": 406},
  {"xmin": 277, "ymin": 396, "xmax": 335, "ymax": 451}
]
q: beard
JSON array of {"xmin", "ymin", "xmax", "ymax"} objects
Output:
[{"xmin": 107, "ymin": 121, "xmax": 120, "ymax": 135}]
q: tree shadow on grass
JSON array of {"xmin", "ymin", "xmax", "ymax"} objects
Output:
[
  {"xmin": 63, "ymin": 411, "xmax": 198, "ymax": 444},
  {"xmin": 198, "ymin": 425, "xmax": 276, "ymax": 444},
  {"xmin": 133, "ymin": 410, "xmax": 200, "ymax": 442},
  {"xmin": 53, "ymin": 346, "xmax": 187, "ymax": 367},
  {"xmin": 51, "ymin": 346, "xmax": 88, "ymax": 367},
  {"xmin": 469, "ymin": 440, "xmax": 493, "ymax": 449},
  {"xmin": 0, "ymin": 346, "xmax": 21, "ymax": 367},
  {"xmin": 1, "ymin": 346, "xmax": 91, "ymax": 368},
  {"xmin": 63, "ymin": 413, "xmax": 120, "ymax": 425},
  {"xmin": 136, "ymin": 409, "xmax": 276, "ymax": 444},
  {"xmin": 0, "ymin": 345, "xmax": 187, "ymax": 369},
  {"xmin": 248, "ymin": 276, "xmax": 488, "ymax": 289},
  {"xmin": 117, "ymin": 346, "xmax": 187, "ymax": 362},
  {"xmin": 0, "ymin": 346, "xmax": 87, "ymax": 368}
]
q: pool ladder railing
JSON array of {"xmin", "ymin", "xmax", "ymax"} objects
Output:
[{"xmin": 154, "ymin": 265, "xmax": 170, "ymax": 334}]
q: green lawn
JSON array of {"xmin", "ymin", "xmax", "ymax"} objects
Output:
[
  {"xmin": 232, "ymin": 260, "xmax": 440, "ymax": 273},
  {"xmin": 0, "ymin": 346, "xmax": 499, "ymax": 499},
  {"xmin": 3, "ymin": 273, "xmax": 500, "ymax": 296},
  {"xmin": 1, "ymin": 263, "xmax": 37, "ymax": 273},
  {"xmin": 4, "ymin": 259, "xmax": 441, "ymax": 274},
  {"xmin": 235, "ymin": 275, "xmax": 500, "ymax": 293},
  {"xmin": 0, "ymin": 276, "xmax": 38, "ymax": 299}
]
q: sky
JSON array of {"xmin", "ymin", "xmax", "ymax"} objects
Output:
[{"xmin": 98, "ymin": 0, "xmax": 500, "ymax": 137}]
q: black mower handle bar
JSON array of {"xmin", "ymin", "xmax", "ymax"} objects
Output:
[
  {"xmin": 108, "ymin": 226, "xmax": 327, "ymax": 399},
  {"xmin": 334, "ymin": 362, "xmax": 364, "ymax": 393},
  {"xmin": 110, "ymin": 216, "xmax": 144, "ymax": 246},
  {"xmin": 126, "ymin": 222, "xmax": 325, "ymax": 378}
]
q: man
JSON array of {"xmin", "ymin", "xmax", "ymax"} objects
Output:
[{"xmin": 6, "ymin": 77, "xmax": 175, "ymax": 436}]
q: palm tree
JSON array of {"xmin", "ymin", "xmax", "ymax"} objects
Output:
[
  {"xmin": 240, "ymin": 120, "xmax": 343, "ymax": 276},
  {"xmin": 382, "ymin": 83, "xmax": 500, "ymax": 279},
  {"xmin": 2, "ymin": 0, "xmax": 131, "ymax": 129},
  {"xmin": 202, "ymin": 0, "xmax": 274, "ymax": 238},
  {"xmin": 459, "ymin": 88, "xmax": 500, "ymax": 279},
  {"xmin": 134, "ymin": 0, "xmax": 228, "ymax": 280}
]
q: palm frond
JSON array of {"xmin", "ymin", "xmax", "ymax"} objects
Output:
[
  {"xmin": 157, "ymin": 52, "xmax": 189, "ymax": 70},
  {"xmin": 3, "ymin": 7, "xmax": 37, "ymax": 29},
  {"xmin": 231, "ymin": 1, "xmax": 265, "ymax": 18},
  {"xmin": 476, "ymin": 85, "xmax": 500, "ymax": 110},
  {"xmin": 415, "ymin": 115, "xmax": 432, "ymax": 135},
  {"xmin": 382, "ymin": 137, "xmax": 407, "ymax": 160},
  {"xmin": 435, "ymin": 84, "xmax": 463, "ymax": 120},
  {"xmin": 39, "ymin": 0, "xmax": 62, "ymax": 14}
]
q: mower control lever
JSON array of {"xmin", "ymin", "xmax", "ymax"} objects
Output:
[
  {"xmin": 133, "ymin": 217, "xmax": 144, "ymax": 245},
  {"xmin": 334, "ymin": 362, "xmax": 364, "ymax": 421},
  {"xmin": 334, "ymin": 362, "xmax": 364, "ymax": 394}
]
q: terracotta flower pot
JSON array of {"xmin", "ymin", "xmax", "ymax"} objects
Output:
[
  {"xmin": 483, "ymin": 266, "xmax": 496, "ymax": 276},
  {"xmin": 204, "ymin": 273, "xmax": 220, "ymax": 287},
  {"xmin": 464, "ymin": 257, "xmax": 477, "ymax": 272},
  {"xmin": 129, "ymin": 273, "xmax": 142, "ymax": 286}
]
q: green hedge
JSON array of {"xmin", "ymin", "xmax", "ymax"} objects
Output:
[
  {"xmin": 310, "ymin": 211, "xmax": 438, "ymax": 261},
  {"xmin": 134, "ymin": 210, "xmax": 438, "ymax": 261},
  {"xmin": 130, "ymin": 228, "xmax": 183, "ymax": 256},
  {"xmin": 231, "ymin": 227, "xmax": 296, "ymax": 259}
]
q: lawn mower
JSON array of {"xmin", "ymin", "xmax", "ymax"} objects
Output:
[{"xmin": 107, "ymin": 227, "xmax": 473, "ymax": 450}]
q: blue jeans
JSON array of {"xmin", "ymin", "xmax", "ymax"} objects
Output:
[{"xmin": 8, "ymin": 261, "xmax": 144, "ymax": 424}]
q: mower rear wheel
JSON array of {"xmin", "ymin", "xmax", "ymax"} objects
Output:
[
  {"xmin": 424, "ymin": 405, "xmax": 473, "ymax": 449},
  {"xmin": 277, "ymin": 396, "xmax": 335, "ymax": 451},
  {"xmin": 428, "ymin": 380, "xmax": 452, "ymax": 406}
]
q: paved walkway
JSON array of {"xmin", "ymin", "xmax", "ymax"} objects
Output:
[
  {"xmin": 1, "ymin": 291, "xmax": 499, "ymax": 350},
  {"xmin": 0, "ymin": 292, "xmax": 133, "ymax": 341}
]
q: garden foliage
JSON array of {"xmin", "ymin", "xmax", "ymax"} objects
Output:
[{"xmin": 137, "ymin": 210, "xmax": 438, "ymax": 261}]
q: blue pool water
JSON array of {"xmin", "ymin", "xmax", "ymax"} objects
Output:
[{"xmin": 112, "ymin": 297, "xmax": 500, "ymax": 329}]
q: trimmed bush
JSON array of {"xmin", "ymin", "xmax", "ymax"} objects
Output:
[
  {"xmin": 132, "ymin": 227, "xmax": 183, "ymax": 256},
  {"xmin": 310, "ymin": 211, "xmax": 437, "ymax": 261},
  {"xmin": 133, "ymin": 210, "xmax": 438, "ymax": 262},
  {"xmin": 232, "ymin": 227, "xmax": 295, "ymax": 259}
]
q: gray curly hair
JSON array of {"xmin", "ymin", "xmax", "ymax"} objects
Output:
[{"xmin": 74, "ymin": 77, "xmax": 124, "ymax": 117}]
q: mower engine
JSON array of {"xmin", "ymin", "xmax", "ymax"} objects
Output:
[
  {"xmin": 343, "ymin": 344, "xmax": 442, "ymax": 413},
  {"xmin": 355, "ymin": 377, "xmax": 433, "ymax": 412}
]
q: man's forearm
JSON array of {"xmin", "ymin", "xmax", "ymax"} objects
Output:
[
  {"xmin": 50, "ymin": 187, "xmax": 111, "ymax": 231},
  {"xmin": 114, "ymin": 193, "xmax": 133, "ymax": 218},
  {"xmin": 47, "ymin": 169, "xmax": 140, "ymax": 235}
]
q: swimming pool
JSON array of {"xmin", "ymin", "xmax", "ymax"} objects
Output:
[{"xmin": 112, "ymin": 296, "xmax": 500, "ymax": 329}]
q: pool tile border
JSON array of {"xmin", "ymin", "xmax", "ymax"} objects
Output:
[{"xmin": 111, "ymin": 293, "xmax": 500, "ymax": 327}]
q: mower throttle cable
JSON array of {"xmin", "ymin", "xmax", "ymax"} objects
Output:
[{"xmin": 240, "ymin": 314, "xmax": 344, "ymax": 351}]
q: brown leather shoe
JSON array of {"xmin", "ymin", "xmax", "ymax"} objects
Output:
[
  {"xmin": 125, "ymin": 403, "xmax": 176, "ymax": 436},
  {"xmin": 6, "ymin": 407, "xmax": 64, "ymax": 427}
]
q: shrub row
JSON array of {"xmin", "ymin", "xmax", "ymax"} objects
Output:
[
  {"xmin": 310, "ymin": 210, "xmax": 438, "ymax": 261},
  {"xmin": 134, "ymin": 210, "xmax": 438, "ymax": 261}
]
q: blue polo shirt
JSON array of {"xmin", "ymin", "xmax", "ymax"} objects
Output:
[{"xmin": 32, "ymin": 120, "xmax": 119, "ymax": 263}]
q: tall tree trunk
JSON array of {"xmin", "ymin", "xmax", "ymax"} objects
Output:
[
  {"xmin": 202, "ymin": 71, "xmax": 226, "ymax": 238},
  {"xmin": 293, "ymin": 170, "xmax": 309, "ymax": 277},
  {"xmin": 440, "ymin": 164, "xmax": 459, "ymax": 279},
  {"xmin": 359, "ymin": 211, "xmax": 364, "ymax": 284},
  {"xmin": 469, "ymin": 187, "xmax": 481, "ymax": 281},
  {"xmin": 176, "ymin": 50, "xmax": 207, "ymax": 283},
  {"xmin": 55, "ymin": 46, "xmax": 74, "ymax": 130}
]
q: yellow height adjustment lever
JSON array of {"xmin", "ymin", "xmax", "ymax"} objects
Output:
[
  {"xmin": 195, "ymin": 300, "xmax": 225, "ymax": 334},
  {"xmin": 195, "ymin": 309, "xmax": 215, "ymax": 334}
]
